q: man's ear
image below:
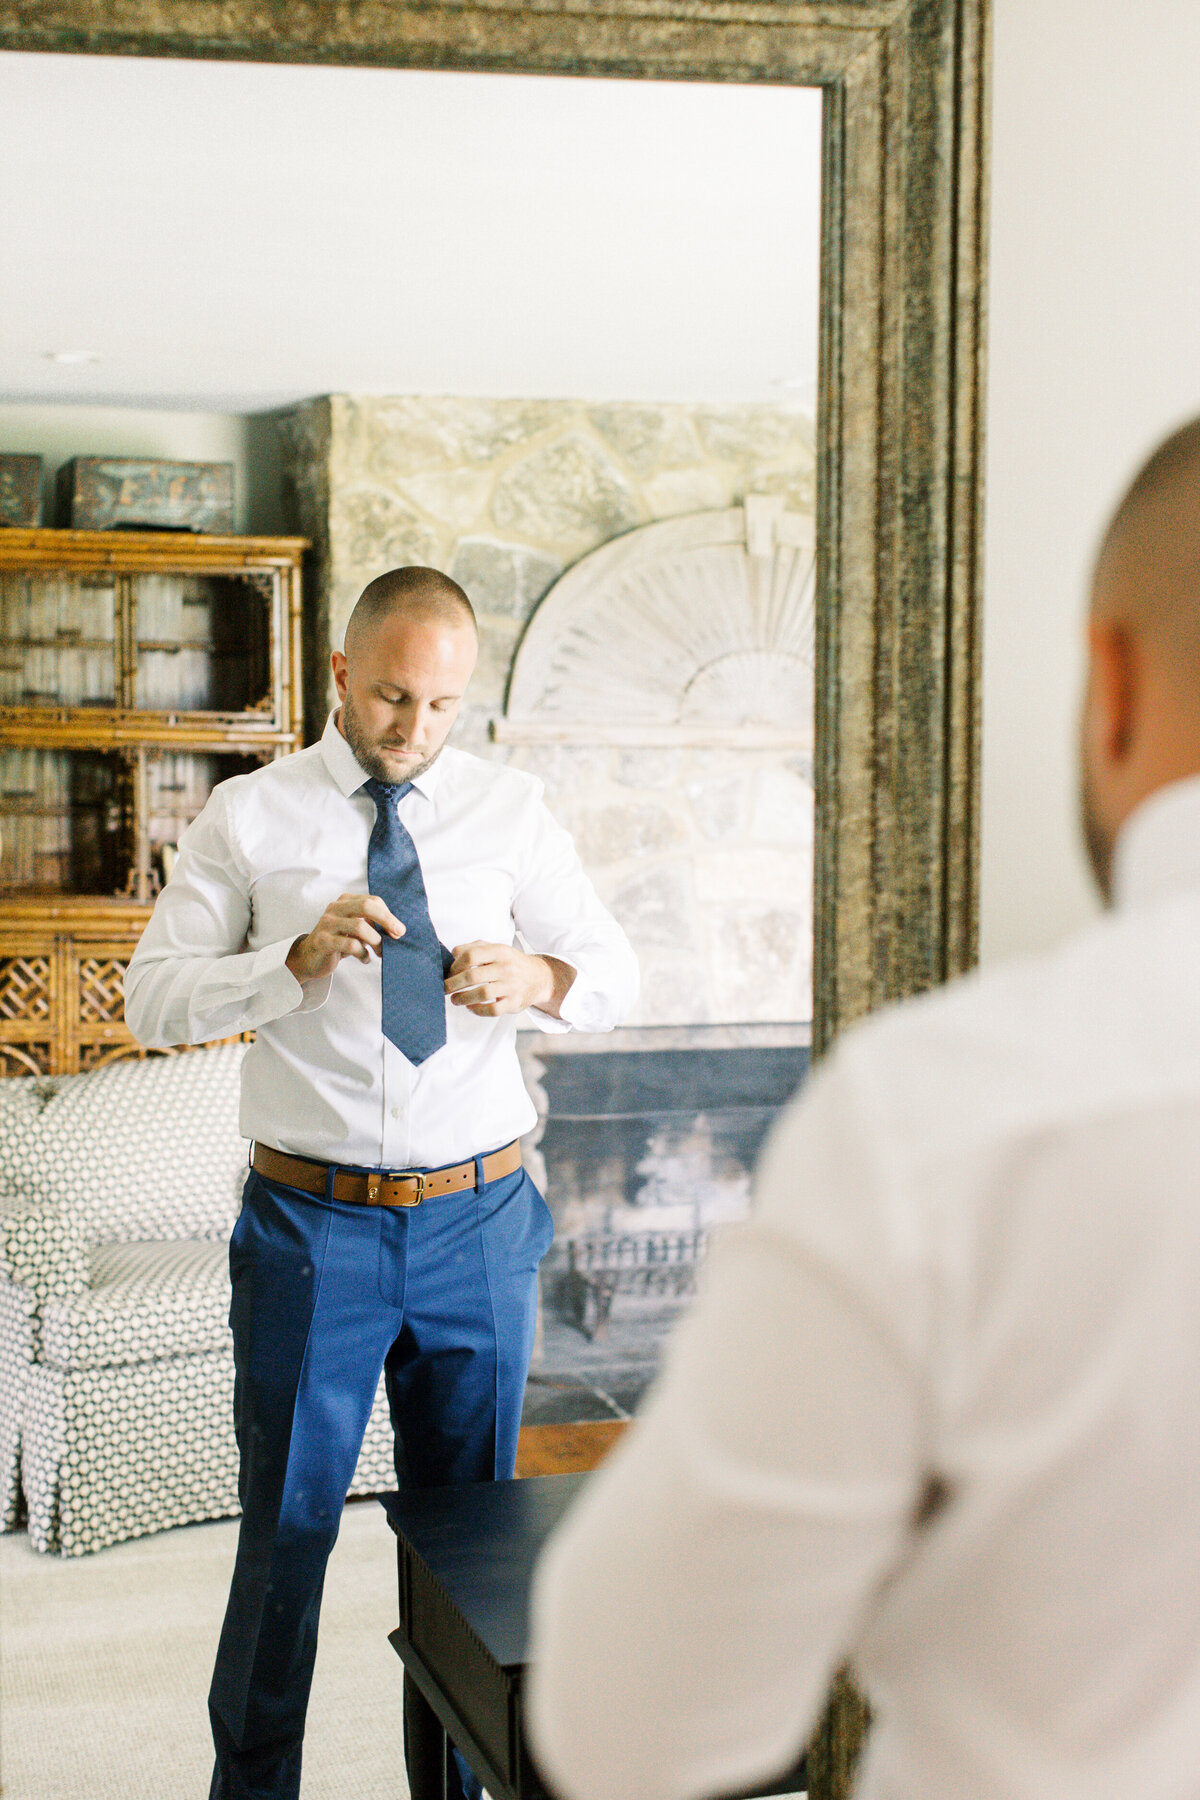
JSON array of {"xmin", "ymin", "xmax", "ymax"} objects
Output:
[
  {"xmin": 1086, "ymin": 619, "xmax": 1139, "ymax": 764},
  {"xmin": 331, "ymin": 650, "xmax": 349, "ymax": 703}
]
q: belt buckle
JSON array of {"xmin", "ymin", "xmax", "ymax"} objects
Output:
[
  {"xmin": 399, "ymin": 1170, "xmax": 427, "ymax": 1208},
  {"xmin": 366, "ymin": 1169, "xmax": 426, "ymax": 1207}
]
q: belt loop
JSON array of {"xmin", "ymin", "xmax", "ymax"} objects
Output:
[
  {"xmin": 324, "ymin": 1160, "xmax": 339, "ymax": 1204},
  {"xmin": 474, "ymin": 1153, "xmax": 487, "ymax": 1192}
]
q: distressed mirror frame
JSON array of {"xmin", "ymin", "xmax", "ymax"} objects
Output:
[
  {"xmin": 2, "ymin": 0, "xmax": 989, "ymax": 1061},
  {"xmin": 1, "ymin": 3, "xmax": 988, "ymax": 1792}
]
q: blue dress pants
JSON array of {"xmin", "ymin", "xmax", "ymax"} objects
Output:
[{"xmin": 208, "ymin": 1157, "xmax": 554, "ymax": 1800}]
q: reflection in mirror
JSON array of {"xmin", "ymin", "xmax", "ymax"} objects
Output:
[{"xmin": 0, "ymin": 48, "xmax": 821, "ymax": 1798}]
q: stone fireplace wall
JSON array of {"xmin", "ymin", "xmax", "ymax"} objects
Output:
[{"xmin": 275, "ymin": 395, "xmax": 815, "ymax": 1027}]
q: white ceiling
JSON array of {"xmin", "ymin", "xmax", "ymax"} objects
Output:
[{"xmin": 0, "ymin": 52, "xmax": 822, "ymax": 414}]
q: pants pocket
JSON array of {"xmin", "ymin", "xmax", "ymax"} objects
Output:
[
  {"xmin": 477, "ymin": 1167, "xmax": 555, "ymax": 1272},
  {"xmin": 529, "ymin": 1175, "xmax": 556, "ymax": 1264}
]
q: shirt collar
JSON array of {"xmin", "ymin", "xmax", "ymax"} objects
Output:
[
  {"xmin": 1112, "ymin": 774, "xmax": 1200, "ymax": 910},
  {"xmin": 318, "ymin": 709, "xmax": 447, "ymax": 803}
]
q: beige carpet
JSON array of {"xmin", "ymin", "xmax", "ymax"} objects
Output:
[{"xmin": 0, "ymin": 1497, "xmax": 407, "ymax": 1800}]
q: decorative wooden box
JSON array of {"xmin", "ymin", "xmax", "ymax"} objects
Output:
[
  {"xmin": 0, "ymin": 456, "xmax": 42, "ymax": 529},
  {"xmin": 56, "ymin": 458, "xmax": 234, "ymax": 533}
]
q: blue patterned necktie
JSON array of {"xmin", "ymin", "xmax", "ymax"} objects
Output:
[{"xmin": 364, "ymin": 779, "xmax": 452, "ymax": 1065}]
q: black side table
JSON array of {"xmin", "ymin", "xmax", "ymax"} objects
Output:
[{"xmin": 380, "ymin": 1473, "xmax": 807, "ymax": 1800}]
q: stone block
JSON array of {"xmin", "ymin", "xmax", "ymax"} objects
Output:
[
  {"xmin": 630, "ymin": 961, "xmax": 713, "ymax": 1027},
  {"xmin": 449, "ymin": 704, "xmax": 504, "ymax": 762},
  {"xmin": 276, "ymin": 401, "xmax": 332, "ymax": 504},
  {"xmin": 643, "ymin": 468, "xmax": 732, "ymax": 518},
  {"xmin": 470, "ymin": 619, "xmax": 524, "ymax": 712},
  {"xmin": 353, "ymin": 396, "xmax": 562, "ymax": 478},
  {"xmin": 491, "ymin": 435, "xmax": 639, "ymax": 549},
  {"xmin": 449, "ymin": 537, "xmax": 563, "ymax": 620},
  {"xmin": 751, "ymin": 768, "xmax": 816, "ymax": 844},
  {"xmin": 586, "ymin": 406, "xmax": 702, "ymax": 478},
  {"xmin": 397, "ymin": 469, "xmax": 493, "ymax": 530},
  {"xmin": 706, "ymin": 905, "xmax": 812, "ymax": 1023},
  {"xmin": 608, "ymin": 867, "xmax": 693, "ymax": 950},
  {"xmin": 741, "ymin": 464, "xmax": 816, "ymax": 511},
  {"xmin": 508, "ymin": 744, "xmax": 613, "ymax": 792},
  {"xmin": 695, "ymin": 406, "xmax": 810, "ymax": 464},
  {"xmin": 695, "ymin": 848, "xmax": 811, "ymax": 905},
  {"xmin": 686, "ymin": 774, "xmax": 746, "ymax": 841},
  {"xmin": 612, "ymin": 749, "xmax": 682, "ymax": 790},
  {"xmin": 685, "ymin": 748, "xmax": 745, "ymax": 784},
  {"xmin": 330, "ymin": 485, "xmax": 440, "ymax": 574},
  {"xmin": 575, "ymin": 804, "xmax": 688, "ymax": 867}
]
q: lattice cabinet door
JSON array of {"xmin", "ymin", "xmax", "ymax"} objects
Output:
[
  {"xmin": 0, "ymin": 906, "xmax": 149, "ymax": 1076},
  {"xmin": 0, "ymin": 944, "xmax": 57, "ymax": 1076},
  {"xmin": 0, "ymin": 919, "xmax": 253, "ymax": 1076},
  {"xmin": 0, "ymin": 930, "xmax": 148, "ymax": 1076},
  {"xmin": 71, "ymin": 939, "xmax": 145, "ymax": 1073}
]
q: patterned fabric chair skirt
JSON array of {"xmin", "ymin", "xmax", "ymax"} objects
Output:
[
  {"xmin": 0, "ymin": 1044, "xmax": 399, "ymax": 1556},
  {"xmin": 21, "ymin": 1342, "xmax": 398, "ymax": 1558},
  {"xmin": 0, "ymin": 1280, "xmax": 34, "ymax": 1531}
]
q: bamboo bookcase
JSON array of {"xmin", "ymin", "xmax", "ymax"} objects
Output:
[{"xmin": 0, "ymin": 529, "xmax": 305, "ymax": 1076}]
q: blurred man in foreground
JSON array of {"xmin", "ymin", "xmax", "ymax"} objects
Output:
[{"xmin": 526, "ymin": 418, "xmax": 1200, "ymax": 1800}]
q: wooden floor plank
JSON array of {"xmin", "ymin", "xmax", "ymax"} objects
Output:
[{"xmin": 514, "ymin": 1420, "xmax": 628, "ymax": 1477}]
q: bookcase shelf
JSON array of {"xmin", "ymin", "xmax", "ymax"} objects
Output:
[{"xmin": 0, "ymin": 529, "xmax": 306, "ymax": 1074}]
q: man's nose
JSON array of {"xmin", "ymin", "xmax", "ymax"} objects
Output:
[{"xmin": 397, "ymin": 703, "xmax": 431, "ymax": 744}]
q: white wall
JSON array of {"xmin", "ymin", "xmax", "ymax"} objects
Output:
[
  {"xmin": 0, "ymin": 404, "xmax": 285, "ymax": 534},
  {"xmin": 981, "ymin": 0, "xmax": 1200, "ymax": 964}
]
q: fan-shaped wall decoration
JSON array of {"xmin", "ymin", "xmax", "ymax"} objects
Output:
[{"xmin": 493, "ymin": 496, "xmax": 815, "ymax": 748}]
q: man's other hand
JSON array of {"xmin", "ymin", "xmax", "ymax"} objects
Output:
[
  {"xmin": 286, "ymin": 894, "xmax": 405, "ymax": 984},
  {"xmin": 445, "ymin": 942, "xmax": 576, "ymax": 1018}
]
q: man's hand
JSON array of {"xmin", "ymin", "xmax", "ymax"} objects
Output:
[
  {"xmin": 286, "ymin": 894, "xmax": 405, "ymax": 985},
  {"xmin": 445, "ymin": 942, "xmax": 576, "ymax": 1018}
]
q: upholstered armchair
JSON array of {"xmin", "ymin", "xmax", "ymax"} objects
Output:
[{"xmin": 0, "ymin": 1044, "xmax": 396, "ymax": 1555}]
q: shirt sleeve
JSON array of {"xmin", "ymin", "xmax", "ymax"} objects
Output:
[
  {"xmin": 510, "ymin": 789, "xmax": 639, "ymax": 1034},
  {"xmin": 524, "ymin": 1056, "xmax": 928, "ymax": 1800},
  {"xmin": 123, "ymin": 783, "xmax": 331, "ymax": 1049}
]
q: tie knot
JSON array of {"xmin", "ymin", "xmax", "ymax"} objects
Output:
[{"xmin": 364, "ymin": 777, "xmax": 412, "ymax": 811}]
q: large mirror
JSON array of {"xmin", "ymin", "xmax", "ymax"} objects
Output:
[
  {"xmin": 0, "ymin": 6, "xmax": 988, "ymax": 1799},
  {"xmin": 0, "ymin": 43, "xmax": 823, "ymax": 1467}
]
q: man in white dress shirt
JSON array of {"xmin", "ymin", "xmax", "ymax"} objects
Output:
[
  {"xmin": 124, "ymin": 566, "xmax": 637, "ymax": 1800},
  {"xmin": 527, "ymin": 420, "xmax": 1200, "ymax": 1800}
]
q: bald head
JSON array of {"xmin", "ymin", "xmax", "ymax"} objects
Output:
[
  {"xmin": 1092, "ymin": 418, "xmax": 1200, "ymax": 665},
  {"xmin": 345, "ymin": 566, "xmax": 477, "ymax": 656},
  {"xmin": 1080, "ymin": 417, "xmax": 1200, "ymax": 898},
  {"xmin": 333, "ymin": 566, "xmax": 478, "ymax": 786}
]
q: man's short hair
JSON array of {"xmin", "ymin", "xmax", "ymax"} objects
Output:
[
  {"xmin": 1095, "ymin": 419, "xmax": 1200, "ymax": 590},
  {"xmin": 345, "ymin": 567, "xmax": 477, "ymax": 652},
  {"xmin": 1092, "ymin": 417, "xmax": 1200, "ymax": 670}
]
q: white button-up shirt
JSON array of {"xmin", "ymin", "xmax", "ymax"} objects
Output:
[
  {"xmin": 124, "ymin": 715, "xmax": 638, "ymax": 1168},
  {"xmin": 528, "ymin": 775, "xmax": 1200, "ymax": 1800}
]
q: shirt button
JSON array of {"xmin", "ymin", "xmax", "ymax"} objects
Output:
[{"xmin": 390, "ymin": 1107, "xmax": 401, "ymax": 1120}]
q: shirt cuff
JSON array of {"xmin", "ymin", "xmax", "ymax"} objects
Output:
[
  {"xmin": 250, "ymin": 937, "xmax": 333, "ymax": 1016},
  {"xmin": 526, "ymin": 957, "xmax": 612, "ymax": 1035}
]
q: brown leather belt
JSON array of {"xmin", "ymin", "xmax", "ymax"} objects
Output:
[{"xmin": 251, "ymin": 1139, "xmax": 523, "ymax": 1208}]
